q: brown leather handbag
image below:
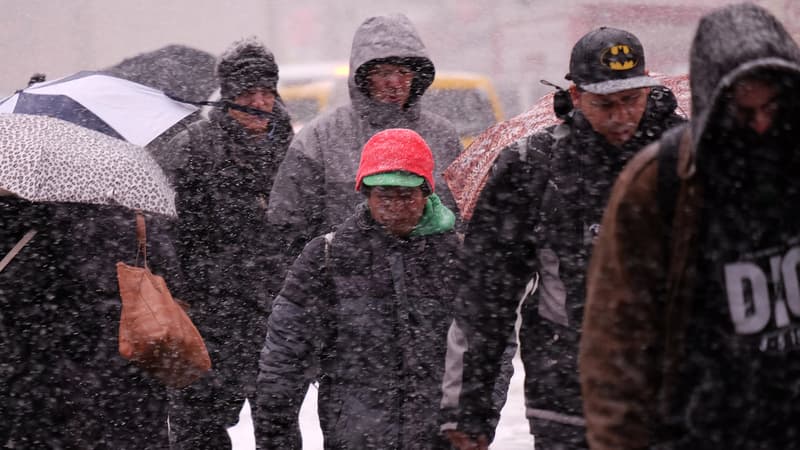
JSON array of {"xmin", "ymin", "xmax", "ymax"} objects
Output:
[{"xmin": 116, "ymin": 211, "xmax": 211, "ymax": 388}]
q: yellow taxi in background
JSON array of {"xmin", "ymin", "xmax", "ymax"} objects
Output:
[
  {"xmin": 278, "ymin": 63, "xmax": 504, "ymax": 147},
  {"xmin": 422, "ymin": 72, "xmax": 504, "ymax": 147},
  {"xmin": 278, "ymin": 63, "xmax": 348, "ymax": 131}
]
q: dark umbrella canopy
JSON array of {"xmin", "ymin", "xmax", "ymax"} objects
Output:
[{"xmin": 104, "ymin": 44, "xmax": 218, "ymax": 103}]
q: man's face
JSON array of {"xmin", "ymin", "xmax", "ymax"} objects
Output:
[
  {"xmin": 228, "ymin": 87, "xmax": 276, "ymax": 134},
  {"xmin": 571, "ymin": 87, "xmax": 650, "ymax": 147},
  {"xmin": 367, "ymin": 63, "xmax": 414, "ymax": 106},
  {"xmin": 729, "ymin": 79, "xmax": 779, "ymax": 136},
  {"xmin": 366, "ymin": 185, "xmax": 427, "ymax": 237}
]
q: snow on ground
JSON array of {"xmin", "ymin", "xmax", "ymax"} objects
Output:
[{"xmin": 228, "ymin": 353, "xmax": 533, "ymax": 449}]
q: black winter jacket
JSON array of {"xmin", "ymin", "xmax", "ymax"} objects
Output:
[
  {"xmin": 255, "ymin": 204, "xmax": 459, "ymax": 450},
  {"xmin": 441, "ymin": 87, "xmax": 685, "ymax": 437},
  {"xmin": 155, "ymin": 107, "xmax": 292, "ymax": 361}
]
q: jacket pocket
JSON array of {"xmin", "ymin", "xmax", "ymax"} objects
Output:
[{"xmin": 329, "ymin": 394, "xmax": 394, "ymax": 449}]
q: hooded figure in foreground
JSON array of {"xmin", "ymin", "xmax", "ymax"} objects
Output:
[
  {"xmin": 580, "ymin": 3, "xmax": 800, "ymax": 449},
  {"xmin": 255, "ymin": 129, "xmax": 459, "ymax": 450}
]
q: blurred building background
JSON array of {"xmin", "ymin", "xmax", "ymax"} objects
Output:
[{"xmin": 2, "ymin": 0, "xmax": 798, "ymax": 117}]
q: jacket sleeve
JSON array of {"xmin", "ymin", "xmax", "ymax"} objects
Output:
[
  {"xmin": 440, "ymin": 137, "xmax": 550, "ymax": 439},
  {"xmin": 254, "ymin": 237, "xmax": 329, "ymax": 450},
  {"xmin": 149, "ymin": 124, "xmax": 195, "ymax": 187},
  {"xmin": 579, "ymin": 145, "xmax": 667, "ymax": 450},
  {"xmin": 266, "ymin": 127, "xmax": 327, "ymax": 267}
]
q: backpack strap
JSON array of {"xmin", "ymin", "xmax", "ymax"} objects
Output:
[
  {"xmin": 654, "ymin": 125, "xmax": 696, "ymax": 441},
  {"xmin": 314, "ymin": 231, "xmax": 337, "ymax": 386},
  {"xmin": 323, "ymin": 232, "xmax": 335, "ymax": 269},
  {"xmin": 135, "ymin": 211, "xmax": 148, "ymax": 268},
  {"xmin": 656, "ymin": 126, "xmax": 686, "ymax": 240}
]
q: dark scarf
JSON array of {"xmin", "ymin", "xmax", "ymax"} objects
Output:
[{"xmin": 549, "ymin": 90, "xmax": 682, "ymax": 231}]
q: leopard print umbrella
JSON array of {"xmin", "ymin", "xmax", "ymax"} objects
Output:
[{"xmin": 0, "ymin": 113, "xmax": 176, "ymax": 217}]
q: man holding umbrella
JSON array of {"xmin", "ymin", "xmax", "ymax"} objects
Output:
[
  {"xmin": 1, "ymin": 114, "xmax": 179, "ymax": 448},
  {"xmin": 155, "ymin": 38, "xmax": 294, "ymax": 449},
  {"xmin": 441, "ymin": 28, "xmax": 684, "ymax": 449}
]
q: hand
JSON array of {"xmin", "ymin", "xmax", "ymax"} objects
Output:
[{"xmin": 444, "ymin": 430, "xmax": 489, "ymax": 450}]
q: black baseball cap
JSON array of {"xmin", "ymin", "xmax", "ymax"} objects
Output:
[{"xmin": 565, "ymin": 27, "xmax": 661, "ymax": 95}]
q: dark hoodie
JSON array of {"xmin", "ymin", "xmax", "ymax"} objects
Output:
[
  {"xmin": 673, "ymin": 4, "xmax": 800, "ymax": 448},
  {"xmin": 579, "ymin": 3, "xmax": 800, "ymax": 449},
  {"xmin": 266, "ymin": 14, "xmax": 463, "ymax": 257}
]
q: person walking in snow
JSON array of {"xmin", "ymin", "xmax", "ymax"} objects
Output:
[
  {"xmin": 255, "ymin": 129, "xmax": 459, "ymax": 450},
  {"xmin": 441, "ymin": 27, "xmax": 684, "ymax": 450},
  {"xmin": 155, "ymin": 38, "xmax": 294, "ymax": 449},
  {"xmin": 580, "ymin": 4, "xmax": 800, "ymax": 448},
  {"xmin": 1, "ymin": 199, "xmax": 177, "ymax": 449}
]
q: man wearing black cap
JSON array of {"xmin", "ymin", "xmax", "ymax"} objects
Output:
[
  {"xmin": 440, "ymin": 28, "xmax": 684, "ymax": 449},
  {"xmin": 155, "ymin": 38, "xmax": 294, "ymax": 449}
]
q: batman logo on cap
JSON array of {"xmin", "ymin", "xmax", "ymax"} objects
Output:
[{"xmin": 600, "ymin": 45, "xmax": 638, "ymax": 71}]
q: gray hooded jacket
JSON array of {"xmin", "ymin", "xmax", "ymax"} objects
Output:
[{"xmin": 267, "ymin": 14, "xmax": 462, "ymax": 254}]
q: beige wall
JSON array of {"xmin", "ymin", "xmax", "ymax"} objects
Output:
[
  {"xmin": 0, "ymin": 0, "xmax": 273, "ymax": 93},
  {"xmin": 1, "ymin": 0, "xmax": 795, "ymax": 112}
]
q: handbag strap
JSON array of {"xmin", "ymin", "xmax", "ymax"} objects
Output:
[
  {"xmin": 135, "ymin": 211, "xmax": 148, "ymax": 269},
  {"xmin": 0, "ymin": 229, "xmax": 37, "ymax": 273}
]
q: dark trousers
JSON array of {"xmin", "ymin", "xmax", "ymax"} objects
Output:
[
  {"xmin": 531, "ymin": 419, "xmax": 588, "ymax": 450},
  {"xmin": 3, "ymin": 364, "xmax": 169, "ymax": 449},
  {"xmin": 169, "ymin": 345, "xmax": 260, "ymax": 450}
]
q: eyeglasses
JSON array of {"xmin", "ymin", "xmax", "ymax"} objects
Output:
[{"xmin": 368, "ymin": 67, "xmax": 414, "ymax": 78}]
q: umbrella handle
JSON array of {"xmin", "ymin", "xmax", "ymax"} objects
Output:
[
  {"xmin": 135, "ymin": 211, "xmax": 148, "ymax": 269},
  {"xmin": 540, "ymin": 79, "xmax": 574, "ymax": 121}
]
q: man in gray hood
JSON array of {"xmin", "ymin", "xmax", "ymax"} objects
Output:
[{"xmin": 267, "ymin": 13, "xmax": 462, "ymax": 262}]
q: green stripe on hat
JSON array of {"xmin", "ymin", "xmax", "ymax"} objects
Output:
[{"xmin": 362, "ymin": 171, "xmax": 425, "ymax": 188}]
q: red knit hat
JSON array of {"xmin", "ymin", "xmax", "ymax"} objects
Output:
[{"xmin": 355, "ymin": 128, "xmax": 435, "ymax": 192}]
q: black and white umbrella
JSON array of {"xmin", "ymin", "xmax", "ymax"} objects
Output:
[
  {"xmin": 0, "ymin": 114, "xmax": 176, "ymax": 217},
  {"xmin": 0, "ymin": 71, "xmax": 197, "ymax": 147}
]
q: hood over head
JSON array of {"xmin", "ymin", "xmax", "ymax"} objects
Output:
[
  {"xmin": 217, "ymin": 38, "xmax": 280, "ymax": 101},
  {"xmin": 689, "ymin": 3, "xmax": 800, "ymax": 154},
  {"xmin": 348, "ymin": 14, "xmax": 435, "ymax": 119}
]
